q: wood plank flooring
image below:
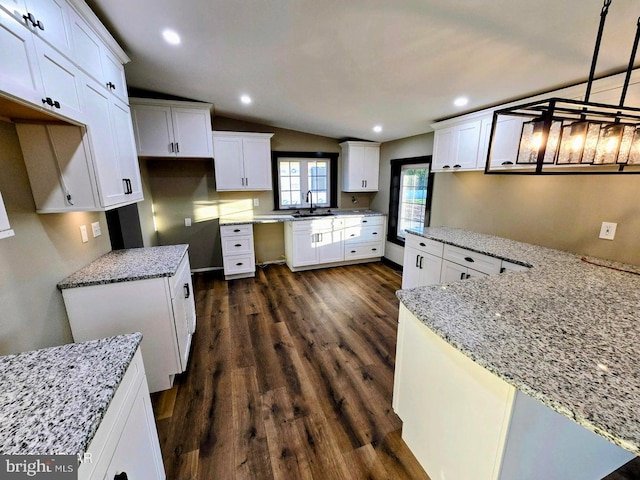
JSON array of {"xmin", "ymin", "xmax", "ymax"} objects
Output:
[
  {"xmin": 151, "ymin": 262, "xmax": 428, "ymax": 479},
  {"xmin": 151, "ymin": 261, "xmax": 640, "ymax": 480}
]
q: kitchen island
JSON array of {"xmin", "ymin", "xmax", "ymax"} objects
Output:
[
  {"xmin": 394, "ymin": 227, "xmax": 640, "ymax": 479},
  {"xmin": 0, "ymin": 333, "xmax": 164, "ymax": 479}
]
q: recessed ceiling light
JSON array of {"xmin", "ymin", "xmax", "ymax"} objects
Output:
[
  {"xmin": 240, "ymin": 95, "xmax": 252, "ymax": 105},
  {"xmin": 373, "ymin": 125, "xmax": 383, "ymax": 133},
  {"xmin": 162, "ymin": 29, "xmax": 181, "ymax": 45},
  {"xmin": 454, "ymin": 97, "xmax": 469, "ymax": 107}
]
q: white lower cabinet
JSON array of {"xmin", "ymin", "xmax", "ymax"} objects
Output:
[
  {"xmin": 78, "ymin": 348, "xmax": 165, "ymax": 480},
  {"xmin": 220, "ymin": 223, "xmax": 256, "ymax": 280},
  {"xmin": 393, "ymin": 304, "xmax": 635, "ymax": 480},
  {"xmin": 0, "ymin": 191, "xmax": 15, "ymax": 239},
  {"xmin": 62, "ymin": 254, "xmax": 196, "ymax": 392},
  {"xmin": 401, "ymin": 235, "xmax": 444, "ymax": 289}
]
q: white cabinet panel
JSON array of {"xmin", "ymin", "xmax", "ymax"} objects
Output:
[
  {"xmin": 130, "ymin": 99, "xmax": 214, "ymax": 158},
  {"xmin": 433, "ymin": 120, "xmax": 481, "ymax": 171},
  {"xmin": 110, "ymin": 99, "xmax": 142, "ymax": 201},
  {"xmin": 220, "ymin": 223, "xmax": 256, "ymax": 279},
  {"xmin": 212, "ymin": 132, "xmax": 273, "ymax": 191},
  {"xmin": 340, "ymin": 141, "xmax": 381, "ymax": 192},
  {"xmin": 0, "ymin": 8, "xmax": 43, "ymax": 106}
]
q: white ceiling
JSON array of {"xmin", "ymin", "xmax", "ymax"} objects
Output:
[{"xmin": 87, "ymin": 0, "xmax": 640, "ymax": 142}]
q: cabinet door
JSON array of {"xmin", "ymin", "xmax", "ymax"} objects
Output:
[
  {"xmin": 418, "ymin": 252, "xmax": 443, "ymax": 287},
  {"xmin": 477, "ymin": 116, "xmax": 493, "ymax": 171},
  {"xmin": 402, "ymin": 245, "xmax": 422, "ymax": 289},
  {"xmin": 130, "ymin": 104, "xmax": 174, "ymax": 156},
  {"xmin": 102, "ymin": 48, "xmax": 127, "ymax": 103},
  {"xmin": 35, "ymin": 37, "xmax": 84, "ymax": 123},
  {"xmin": 242, "ymin": 137, "xmax": 272, "ymax": 189},
  {"xmin": 16, "ymin": 123, "xmax": 100, "ymax": 212},
  {"xmin": 454, "ymin": 120, "xmax": 481, "ymax": 169},
  {"xmin": 440, "ymin": 259, "xmax": 468, "ymax": 283},
  {"xmin": 171, "ymin": 257, "xmax": 195, "ymax": 370},
  {"xmin": 24, "ymin": 0, "xmax": 73, "ymax": 59},
  {"xmin": 0, "ymin": 9, "xmax": 43, "ymax": 106},
  {"xmin": 433, "ymin": 127, "xmax": 455, "ymax": 170},
  {"xmin": 68, "ymin": 6, "xmax": 102, "ymax": 81},
  {"xmin": 104, "ymin": 383, "xmax": 165, "ymax": 480},
  {"xmin": 111, "ymin": 100, "xmax": 143, "ymax": 203},
  {"xmin": 171, "ymin": 107, "xmax": 213, "ymax": 158},
  {"xmin": 489, "ymin": 115, "xmax": 527, "ymax": 168},
  {"xmin": 212, "ymin": 136, "xmax": 245, "ymax": 190},
  {"xmin": 83, "ymin": 78, "xmax": 126, "ymax": 207},
  {"xmin": 291, "ymin": 228, "xmax": 318, "ymax": 267},
  {"xmin": 344, "ymin": 145, "xmax": 365, "ymax": 191},
  {"xmin": 317, "ymin": 227, "xmax": 343, "ymax": 264},
  {"xmin": 362, "ymin": 145, "xmax": 379, "ymax": 190}
]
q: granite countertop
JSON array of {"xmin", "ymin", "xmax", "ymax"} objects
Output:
[
  {"xmin": 57, "ymin": 244, "xmax": 189, "ymax": 290},
  {"xmin": 398, "ymin": 226, "xmax": 640, "ymax": 454},
  {"xmin": 0, "ymin": 333, "xmax": 142, "ymax": 455},
  {"xmin": 219, "ymin": 209, "xmax": 385, "ymax": 225}
]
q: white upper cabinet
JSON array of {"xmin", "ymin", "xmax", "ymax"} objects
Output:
[
  {"xmin": 129, "ymin": 98, "xmax": 214, "ymax": 158},
  {"xmin": 432, "ymin": 120, "xmax": 481, "ymax": 171},
  {"xmin": 0, "ymin": 191, "xmax": 15, "ymax": 239},
  {"xmin": 212, "ymin": 131, "xmax": 273, "ymax": 191},
  {"xmin": 340, "ymin": 141, "xmax": 380, "ymax": 192},
  {"xmin": 68, "ymin": 6, "xmax": 127, "ymax": 104},
  {"xmin": 0, "ymin": 0, "xmax": 74, "ymax": 59}
]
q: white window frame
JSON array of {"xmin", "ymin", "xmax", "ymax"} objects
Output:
[{"xmin": 277, "ymin": 157, "xmax": 331, "ymax": 210}]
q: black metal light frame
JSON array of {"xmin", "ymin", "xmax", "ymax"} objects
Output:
[{"xmin": 484, "ymin": 1, "xmax": 640, "ymax": 175}]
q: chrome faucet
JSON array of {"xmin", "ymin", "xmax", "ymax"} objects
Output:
[{"xmin": 306, "ymin": 189, "xmax": 315, "ymax": 213}]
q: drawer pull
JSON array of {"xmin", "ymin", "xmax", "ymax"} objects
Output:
[
  {"xmin": 372, "ymin": 248, "xmax": 377, "ymax": 251},
  {"xmin": 453, "ymin": 164, "xmax": 462, "ymax": 168},
  {"xmin": 234, "ymin": 229, "xmax": 241, "ymax": 232},
  {"xmin": 363, "ymin": 220, "xmax": 368, "ymax": 223},
  {"xmin": 351, "ymin": 250, "xmax": 356, "ymax": 253},
  {"xmin": 442, "ymin": 165, "xmax": 451, "ymax": 169},
  {"xmin": 419, "ymin": 242, "xmax": 426, "ymax": 247},
  {"xmin": 501, "ymin": 161, "xmax": 514, "ymax": 166},
  {"xmin": 372, "ymin": 232, "xmax": 378, "ymax": 235},
  {"xmin": 350, "ymin": 234, "xmax": 356, "ymax": 237},
  {"xmin": 234, "ymin": 243, "xmax": 242, "ymax": 247},
  {"xmin": 464, "ymin": 256, "xmax": 475, "ymax": 263},
  {"xmin": 236, "ymin": 262, "xmax": 244, "ymax": 266}
]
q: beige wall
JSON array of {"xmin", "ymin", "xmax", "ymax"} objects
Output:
[
  {"xmin": 0, "ymin": 121, "xmax": 112, "ymax": 356},
  {"xmin": 142, "ymin": 115, "xmax": 374, "ymax": 270},
  {"xmin": 431, "ymin": 172, "xmax": 640, "ymax": 266}
]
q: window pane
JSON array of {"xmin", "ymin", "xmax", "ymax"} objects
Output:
[
  {"xmin": 278, "ymin": 158, "xmax": 331, "ymax": 209},
  {"xmin": 290, "ymin": 191, "xmax": 301, "ymax": 206},
  {"xmin": 397, "ymin": 165, "xmax": 429, "ymax": 239}
]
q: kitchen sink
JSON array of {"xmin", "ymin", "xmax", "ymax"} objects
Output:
[{"xmin": 290, "ymin": 212, "xmax": 335, "ymax": 218}]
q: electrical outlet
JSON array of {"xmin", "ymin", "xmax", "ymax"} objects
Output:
[
  {"xmin": 599, "ymin": 221, "xmax": 617, "ymax": 240},
  {"xmin": 80, "ymin": 225, "xmax": 88, "ymax": 243},
  {"xmin": 254, "ymin": 198, "xmax": 259, "ymax": 207},
  {"xmin": 185, "ymin": 218, "xmax": 192, "ymax": 227},
  {"xmin": 91, "ymin": 221, "xmax": 101, "ymax": 237}
]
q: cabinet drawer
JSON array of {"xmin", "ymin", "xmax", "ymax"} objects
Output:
[
  {"xmin": 222, "ymin": 235, "xmax": 253, "ymax": 256},
  {"xmin": 343, "ymin": 215, "xmax": 385, "ymax": 228},
  {"xmin": 344, "ymin": 225, "xmax": 383, "ymax": 244},
  {"xmin": 344, "ymin": 241, "xmax": 384, "ymax": 260},
  {"xmin": 220, "ymin": 223, "xmax": 253, "ymax": 237},
  {"xmin": 443, "ymin": 244, "xmax": 502, "ymax": 275},
  {"xmin": 291, "ymin": 218, "xmax": 336, "ymax": 232},
  {"xmin": 405, "ymin": 234, "xmax": 444, "ymax": 257},
  {"xmin": 223, "ymin": 253, "xmax": 255, "ymax": 275}
]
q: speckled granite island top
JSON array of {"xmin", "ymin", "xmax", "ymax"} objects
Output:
[
  {"xmin": 57, "ymin": 244, "xmax": 189, "ymax": 289},
  {"xmin": 0, "ymin": 333, "xmax": 142, "ymax": 455},
  {"xmin": 219, "ymin": 209, "xmax": 385, "ymax": 225},
  {"xmin": 397, "ymin": 226, "xmax": 640, "ymax": 454}
]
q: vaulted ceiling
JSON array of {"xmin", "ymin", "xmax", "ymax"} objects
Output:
[{"xmin": 87, "ymin": 0, "xmax": 640, "ymax": 142}]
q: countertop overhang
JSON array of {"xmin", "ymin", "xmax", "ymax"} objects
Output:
[
  {"xmin": 397, "ymin": 227, "xmax": 640, "ymax": 455},
  {"xmin": 219, "ymin": 209, "xmax": 385, "ymax": 226}
]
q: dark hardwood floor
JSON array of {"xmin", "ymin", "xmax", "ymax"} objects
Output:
[
  {"xmin": 151, "ymin": 262, "xmax": 428, "ymax": 479},
  {"xmin": 151, "ymin": 261, "xmax": 640, "ymax": 480}
]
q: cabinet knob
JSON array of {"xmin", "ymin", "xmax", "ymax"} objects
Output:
[
  {"xmin": 23, "ymin": 12, "xmax": 44, "ymax": 30},
  {"xmin": 114, "ymin": 473, "xmax": 128, "ymax": 480},
  {"xmin": 106, "ymin": 81, "xmax": 116, "ymax": 90}
]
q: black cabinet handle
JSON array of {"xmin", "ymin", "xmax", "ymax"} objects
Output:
[
  {"xmin": 114, "ymin": 473, "xmax": 128, "ymax": 480},
  {"xmin": 501, "ymin": 161, "xmax": 514, "ymax": 166},
  {"xmin": 351, "ymin": 250, "xmax": 356, "ymax": 253},
  {"xmin": 362, "ymin": 220, "xmax": 368, "ymax": 223},
  {"xmin": 442, "ymin": 165, "xmax": 451, "ymax": 169},
  {"xmin": 176, "ymin": 142, "xmax": 180, "ymax": 153},
  {"xmin": 42, "ymin": 97, "xmax": 60, "ymax": 108},
  {"xmin": 184, "ymin": 283, "xmax": 190, "ymax": 298},
  {"xmin": 419, "ymin": 242, "xmax": 426, "ymax": 247},
  {"xmin": 350, "ymin": 234, "xmax": 355, "ymax": 237},
  {"xmin": 500, "ymin": 267, "xmax": 506, "ymax": 273},
  {"xmin": 464, "ymin": 256, "xmax": 475, "ymax": 263},
  {"xmin": 169, "ymin": 142, "xmax": 174, "ymax": 153},
  {"xmin": 122, "ymin": 179, "xmax": 132, "ymax": 194},
  {"xmin": 453, "ymin": 164, "xmax": 462, "ymax": 168},
  {"xmin": 23, "ymin": 12, "xmax": 44, "ymax": 30},
  {"xmin": 460, "ymin": 272, "xmax": 465, "ymax": 280},
  {"xmin": 372, "ymin": 232, "xmax": 378, "ymax": 235},
  {"xmin": 372, "ymin": 248, "xmax": 377, "ymax": 251},
  {"xmin": 234, "ymin": 243, "xmax": 241, "ymax": 247},
  {"xmin": 106, "ymin": 81, "xmax": 116, "ymax": 90},
  {"xmin": 233, "ymin": 229, "xmax": 240, "ymax": 232},
  {"xmin": 415, "ymin": 254, "xmax": 420, "ymax": 268},
  {"xmin": 466, "ymin": 273, "xmax": 471, "ymax": 279},
  {"xmin": 419, "ymin": 256, "xmax": 423, "ymax": 269},
  {"xmin": 236, "ymin": 262, "xmax": 243, "ymax": 266}
]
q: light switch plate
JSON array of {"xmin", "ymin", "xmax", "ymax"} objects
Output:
[
  {"xmin": 254, "ymin": 198, "xmax": 259, "ymax": 207},
  {"xmin": 91, "ymin": 221, "xmax": 101, "ymax": 237},
  {"xmin": 80, "ymin": 225, "xmax": 88, "ymax": 243},
  {"xmin": 185, "ymin": 218, "xmax": 192, "ymax": 227},
  {"xmin": 599, "ymin": 222, "xmax": 617, "ymax": 240}
]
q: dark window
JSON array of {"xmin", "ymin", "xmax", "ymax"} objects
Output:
[
  {"xmin": 387, "ymin": 155, "xmax": 434, "ymax": 246},
  {"xmin": 272, "ymin": 151, "xmax": 338, "ymax": 209}
]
